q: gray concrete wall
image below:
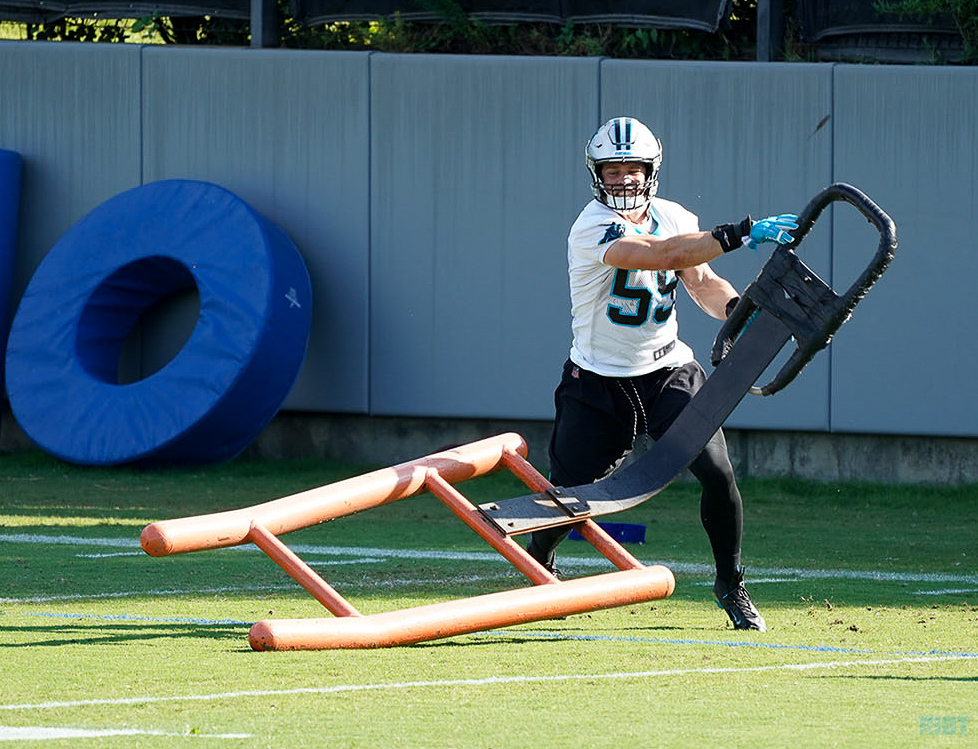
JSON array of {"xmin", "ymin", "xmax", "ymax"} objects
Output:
[
  {"xmin": 830, "ymin": 66, "xmax": 978, "ymax": 437},
  {"xmin": 368, "ymin": 54, "xmax": 594, "ymax": 419},
  {"xmin": 3, "ymin": 403, "xmax": 975, "ymax": 484},
  {"xmin": 1, "ymin": 42, "xmax": 977, "ymax": 480},
  {"xmin": 0, "ymin": 43, "xmax": 143, "ymax": 296},
  {"xmin": 138, "ymin": 47, "xmax": 373, "ymax": 413},
  {"xmin": 242, "ymin": 413, "xmax": 978, "ymax": 485}
]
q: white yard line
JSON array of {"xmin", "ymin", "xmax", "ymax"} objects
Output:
[
  {"xmin": 0, "ymin": 726, "xmax": 250, "ymax": 740},
  {"xmin": 0, "ymin": 654, "xmax": 974, "ymax": 713},
  {"xmin": 0, "ymin": 573, "xmax": 520, "ymax": 605},
  {"xmin": 2, "ymin": 530, "xmax": 976, "ymax": 587},
  {"xmin": 73, "ymin": 552, "xmax": 144, "ymax": 558},
  {"xmin": 1, "ymin": 532, "xmax": 974, "ymax": 724}
]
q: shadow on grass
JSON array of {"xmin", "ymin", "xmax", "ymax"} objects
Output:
[
  {"xmin": 409, "ymin": 622, "xmax": 723, "ymax": 649},
  {"xmin": 0, "ymin": 621, "xmax": 247, "ymax": 648}
]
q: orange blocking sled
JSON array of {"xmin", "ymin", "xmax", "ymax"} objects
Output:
[{"xmin": 140, "ymin": 433, "xmax": 675, "ymax": 650}]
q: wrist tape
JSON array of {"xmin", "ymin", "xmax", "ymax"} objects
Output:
[{"xmin": 711, "ymin": 216, "xmax": 752, "ymax": 253}]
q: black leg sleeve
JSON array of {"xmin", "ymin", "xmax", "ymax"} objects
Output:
[{"xmin": 689, "ymin": 429, "xmax": 743, "ymax": 582}]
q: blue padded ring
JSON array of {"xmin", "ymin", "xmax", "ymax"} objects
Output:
[{"xmin": 6, "ymin": 180, "xmax": 312, "ymax": 466}]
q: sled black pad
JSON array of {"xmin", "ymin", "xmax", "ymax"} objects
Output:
[{"xmin": 479, "ymin": 183, "xmax": 897, "ymax": 535}]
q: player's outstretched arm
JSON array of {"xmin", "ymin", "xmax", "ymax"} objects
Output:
[
  {"xmin": 603, "ymin": 230, "xmax": 724, "ymax": 271},
  {"xmin": 603, "ymin": 213, "xmax": 797, "ymax": 272}
]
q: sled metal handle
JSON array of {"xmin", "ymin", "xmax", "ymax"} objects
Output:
[{"xmin": 711, "ymin": 182, "xmax": 897, "ymax": 396}]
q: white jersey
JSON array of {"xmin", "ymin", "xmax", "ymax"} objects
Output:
[{"xmin": 567, "ymin": 197, "xmax": 699, "ymax": 377}]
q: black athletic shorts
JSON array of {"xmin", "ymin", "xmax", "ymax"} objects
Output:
[{"xmin": 547, "ymin": 358, "xmax": 710, "ymax": 488}]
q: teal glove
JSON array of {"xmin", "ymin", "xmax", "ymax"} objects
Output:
[{"xmin": 747, "ymin": 214, "xmax": 798, "ymax": 250}]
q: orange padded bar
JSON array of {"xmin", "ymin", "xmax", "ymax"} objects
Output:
[
  {"xmin": 500, "ymin": 446, "xmax": 644, "ymax": 572},
  {"xmin": 247, "ymin": 522, "xmax": 361, "ymax": 617},
  {"xmin": 423, "ymin": 469, "xmax": 558, "ymax": 587},
  {"xmin": 141, "ymin": 433, "xmax": 528, "ymax": 557},
  {"xmin": 500, "ymin": 446, "xmax": 551, "ymax": 494},
  {"xmin": 576, "ymin": 520, "xmax": 645, "ymax": 572},
  {"xmin": 249, "ymin": 565, "xmax": 676, "ymax": 650}
]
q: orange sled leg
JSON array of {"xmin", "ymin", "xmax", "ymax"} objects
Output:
[
  {"xmin": 250, "ymin": 565, "xmax": 675, "ymax": 650},
  {"xmin": 140, "ymin": 433, "xmax": 675, "ymax": 650}
]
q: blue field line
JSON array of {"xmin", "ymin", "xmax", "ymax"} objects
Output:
[
  {"xmin": 469, "ymin": 629, "xmax": 978, "ymax": 659},
  {"xmin": 3, "ymin": 611, "xmax": 253, "ymax": 627},
  {"xmin": 7, "ymin": 610, "xmax": 978, "ymax": 661}
]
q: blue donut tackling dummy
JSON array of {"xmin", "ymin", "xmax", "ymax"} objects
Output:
[
  {"xmin": 0, "ymin": 150, "xmax": 22, "ymax": 394},
  {"xmin": 5, "ymin": 180, "xmax": 312, "ymax": 466}
]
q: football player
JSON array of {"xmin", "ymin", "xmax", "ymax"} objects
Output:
[{"xmin": 528, "ymin": 116, "xmax": 797, "ymax": 631}]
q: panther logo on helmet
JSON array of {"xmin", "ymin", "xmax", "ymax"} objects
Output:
[{"xmin": 585, "ymin": 117, "xmax": 663, "ymax": 212}]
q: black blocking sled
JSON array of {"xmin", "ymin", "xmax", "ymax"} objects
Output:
[{"xmin": 479, "ymin": 183, "xmax": 898, "ymax": 536}]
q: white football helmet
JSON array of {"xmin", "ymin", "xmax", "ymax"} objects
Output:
[{"xmin": 586, "ymin": 117, "xmax": 663, "ymax": 212}]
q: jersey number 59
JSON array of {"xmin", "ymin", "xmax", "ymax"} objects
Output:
[{"xmin": 607, "ymin": 269, "xmax": 676, "ymax": 327}]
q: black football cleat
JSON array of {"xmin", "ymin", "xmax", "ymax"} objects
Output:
[{"xmin": 713, "ymin": 569, "xmax": 766, "ymax": 631}]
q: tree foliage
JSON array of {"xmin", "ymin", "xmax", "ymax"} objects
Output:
[
  {"xmin": 12, "ymin": 0, "xmax": 759, "ymax": 59},
  {"xmin": 875, "ymin": 0, "xmax": 978, "ymax": 61},
  {"xmin": 6, "ymin": 0, "xmax": 976, "ymax": 64}
]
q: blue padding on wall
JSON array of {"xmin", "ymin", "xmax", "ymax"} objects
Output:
[
  {"xmin": 0, "ymin": 150, "xmax": 23, "ymax": 394},
  {"xmin": 568, "ymin": 522, "xmax": 646, "ymax": 544},
  {"xmin": 5, "ymin": 179, "xmax": 312, "ymax": 466}
]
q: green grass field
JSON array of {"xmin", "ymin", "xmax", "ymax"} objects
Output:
[{"xmin": 1, "ymin": 448, "xmax": 976, "ymax": 748}]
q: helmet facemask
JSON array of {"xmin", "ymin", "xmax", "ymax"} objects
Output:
[
  {"xmin": 595, "ymin": 164, "xmax": 657, "ymax": 212},
  {"xmin": 586, "ymin": 117, "xmax": 662, "ymax": 213}
]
